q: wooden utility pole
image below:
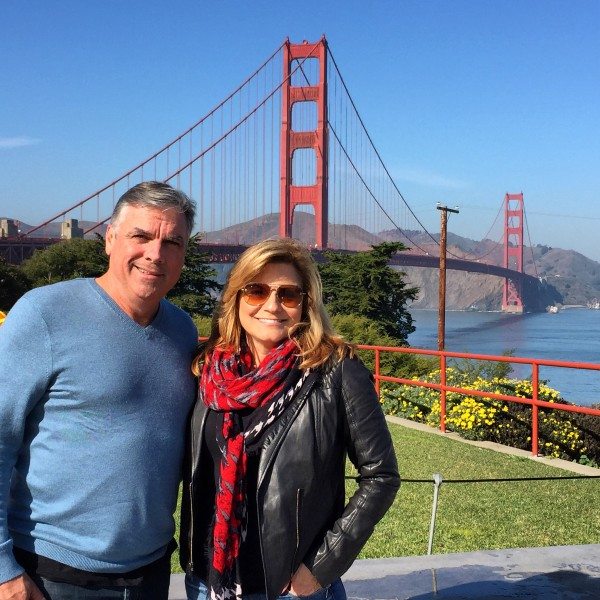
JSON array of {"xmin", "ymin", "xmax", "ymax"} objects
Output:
[{"xmin": 437, "ymin": 204, "xmax": 459, "ymax": 350}]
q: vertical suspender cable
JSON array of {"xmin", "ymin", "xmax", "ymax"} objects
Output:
[
  {"xmin": 220, "ymin": 105, "xmax": 225, "ymax": 231},
  {"xmin": 253, "ymin": 82, "xmax": 258, "ymax": 229},
  {"xmin": 210, "ymin": 118, "xmax": 215, "ymax": 233},
  {"xmin": 177, "ymin": 139, "xmax": 181, "ymax": 189},
  {"xmin": 231, "ymin": 101, "xmax": 237, "ymax": 231},
  {"xmin": 228, "ymin": 100, "xmax": 233, "ymax": 229},
  {"xmin": 199, "ymin": 126, "xmax": 204, "ymax": 234},
  {"xmin": 223, "ymin": 119, "xmax": 226, "ymax": 230},
  {"xmin": 262, "ymin": 90, "xmax": 266, "ymax": 231},
  {"xmin": 189, "ymin": 131, "xmax": 193, "ymax": 199}
]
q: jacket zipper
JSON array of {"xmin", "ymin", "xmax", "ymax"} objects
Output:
[
  {"xmin": 188, "ymin": 481, "xmax": 194, "ymax": 572},
  {"xmin": 187, "ymin": 411, "xmax": 197, "ymax": 572},
  {"xmin": 291, "ymin": 488, "xmax": 303, "ymax": 575}
]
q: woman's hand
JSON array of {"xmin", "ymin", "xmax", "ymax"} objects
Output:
[{"xmin": 288, "ymin": 563, "xmax": 322, "ymax": 597}]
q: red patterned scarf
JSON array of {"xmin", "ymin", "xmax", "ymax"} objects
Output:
[{"xmin": 200, "ymin": 338, "xmax": 300, "ymax": 600}]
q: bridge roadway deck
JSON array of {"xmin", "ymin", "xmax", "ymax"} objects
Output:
[
  {"xmin": 0, "ymin": 238, "xmax": 538, "ymax": 286},
  {"xmin": 168, "ymin": 544, "xmax": 600, "ymax": 599}
]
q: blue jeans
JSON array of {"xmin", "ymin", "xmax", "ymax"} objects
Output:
[{"xmin": 185, "ymin": 574, "xmax": 346, "ymax": 600}]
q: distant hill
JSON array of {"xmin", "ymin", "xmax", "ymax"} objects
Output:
[
  {"xmin": 207, "ymin": 214, "xmax": 600, "ymax": 309},
  {"xmin": 7, "ymin": 213, "xmax": 600, "ymax": 309},
  {"xmin": 201, "ymin": 212, "xmax": 383, "ymax": 249},
  {"xmin": 528, "ymin": 246, "xmax": 600, "ymax": 306},
  {"xmin": 381, "ymin": 229, "xmax": 600, "ymax": 309}
]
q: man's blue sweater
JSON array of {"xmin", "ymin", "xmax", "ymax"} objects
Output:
[{"xmin": 0, "ymin": 279, "xmax": 197, "ymax": 582}]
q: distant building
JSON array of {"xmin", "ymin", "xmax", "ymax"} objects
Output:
[
  {"xmin": 61, "ymin": 219, "xmax": 84, "ymax": 239},
  {"xmin": 0, "ymin": 219, "xmax": 18, "ymax": 238}
]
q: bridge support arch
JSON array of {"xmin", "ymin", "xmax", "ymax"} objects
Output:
[
  {"xmin": 502, "ymin": 192, "xmax": 524, "ymax": 313},
  {"xmin": 279, "ymin": 37, "xmax": 328, "ymax": 248}
]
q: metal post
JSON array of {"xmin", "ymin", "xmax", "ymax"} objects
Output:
[
  {"xmin": 437, "ymin": 204, "xmax": 459, "ymax": 351},
  {"xmin": 427, "ymin": 473, "xmax": 444, "ymax": 555},
  {"xmin": 532, "ymin": 362, "xmax": 540, "ymax": 456},
  {"xmin": 374, "ymin": 348, "xmax": 381, "ymax": 397},
  {"xmin": 439, "ymin": 353, "xmax": 447, "ymax": 433}
]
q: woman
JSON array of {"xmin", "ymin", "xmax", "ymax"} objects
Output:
[{"xmin": 180, "ymin": 238, "xmax": 399, "ymax": 600}]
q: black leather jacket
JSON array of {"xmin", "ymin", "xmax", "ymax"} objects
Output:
[{"xmin": 179, "ymin": 356, "xmax": 400, "ymax": 600}]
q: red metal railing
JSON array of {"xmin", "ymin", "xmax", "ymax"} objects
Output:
[{"xmin": 358, "ymin": 344, "xmax": 600, "ymax": 456}]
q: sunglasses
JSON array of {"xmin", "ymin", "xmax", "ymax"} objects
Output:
[{"xmin": 240, "ymin": 282, "xmax": 306, "ymax": 308}]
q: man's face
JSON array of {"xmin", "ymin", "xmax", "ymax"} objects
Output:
[{"xmin": 104, "ymin": 204, "xmax": 188, "ymax": 316}]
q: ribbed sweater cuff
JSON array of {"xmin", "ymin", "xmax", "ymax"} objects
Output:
[{"xmin": 0, "ymin": 540, "xmax": 24, "ymax": 585}]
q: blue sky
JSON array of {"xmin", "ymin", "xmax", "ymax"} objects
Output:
[{"xmin": 2, "ymin": 0, "xmax": 599, "ymax": 260}]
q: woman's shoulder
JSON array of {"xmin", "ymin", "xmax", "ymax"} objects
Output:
[
  {"xmin": 319, "ymin": 352, "xmax": 371, "ymax": 383},
  {"xmin": 327, "ymin": 352, "xmax": 360, "ymax": 369}
]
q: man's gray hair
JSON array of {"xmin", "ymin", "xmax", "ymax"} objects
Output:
[{"xmin": 110, "ymin": 181, "xmax": 196, "ymax": 236}]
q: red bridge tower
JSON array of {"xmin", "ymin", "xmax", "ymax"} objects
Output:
[
  {"xmin": 502, "ymin": 192, "xmax": 524, "ymax": 313},
  {"xmin": 279, "ymin": 37, "xmax": 328, "ymax": 248}
]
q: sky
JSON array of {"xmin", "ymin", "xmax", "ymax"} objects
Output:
[{"xmin": 2, "ymin": 0, "xmax": 599, "ymax": 260}]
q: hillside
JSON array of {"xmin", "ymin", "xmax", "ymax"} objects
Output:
[
  {"xmin": 396, "ymin": 235, "xmax": 600, "ymax": 309},
  {"xmin": 204, "ymin": 214, "xmax": 600, "ymax": 309},
  {"xmin": 530, "ymin": 246, "xmax": 600, "ymax": 306}
]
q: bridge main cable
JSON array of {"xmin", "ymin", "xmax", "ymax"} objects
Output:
[
  {"xmin": 327, "ymin": 47, "xmax": 439, "ymax": 247},
  {"xmin": 22, "ymin": 41, "xmax": 288, "ymax": 237}
]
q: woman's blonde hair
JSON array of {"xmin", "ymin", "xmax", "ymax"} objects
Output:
[{"xmin": 193, "ymin": 238, "xmax": 352, "ymax": 374}]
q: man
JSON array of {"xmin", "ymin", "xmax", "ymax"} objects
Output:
[{"xmin": 0, "ymin": 182, "xmax": 198, "ymax": 599}]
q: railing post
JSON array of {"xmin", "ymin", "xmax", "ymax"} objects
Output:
[
  {"xmin": 440, "ymin": 352, "xmax": 447, "ymax": 433},
  {"xmin": 427, "ymin": 473, "xmax": 443, "ymax": 555},
  {"xmin": 532, "ymin": 362, "xmax": 539, "ymax": 455},
  {"xmin": 374, "ymin": 348, "xmax": 381, "ymax": 397}
]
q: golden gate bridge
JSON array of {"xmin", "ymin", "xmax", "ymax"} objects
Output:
[{"xmin": 0, "ymin": 37, "xmax": 545, "ymax": 313}]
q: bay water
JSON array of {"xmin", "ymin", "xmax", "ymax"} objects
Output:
[{"xmin": 407, "ymin": 308, "xmax": 600, "ymax": 407}]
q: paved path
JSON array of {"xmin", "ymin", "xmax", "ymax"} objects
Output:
[{"xmin": 170, "ymin": 544, "xmax": 600, "ymax": 599}]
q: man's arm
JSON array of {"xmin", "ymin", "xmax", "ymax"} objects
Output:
[{"xmin": 0, "ymin": 295, "xmax": 52, "ymax": 585}]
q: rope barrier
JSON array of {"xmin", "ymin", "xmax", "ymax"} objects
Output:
[
  {"xmin": 345, "ymin": 474, "xmax": 599, "ymax": 482},
  {"xmin": 404, "ymin": 474, "xmax": 600, "ymax": 483},
  {"xmin": 344, "ymin": 471, "xmax": 599, "ymax": 554}
]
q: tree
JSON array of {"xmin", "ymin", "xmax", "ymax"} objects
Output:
[
  {"xmin": 319, "ymin": 242, "xmax": 418, "ymax": 342},
  {"xmin": 20, "ymin": 237, "xmax": 108, "ymax": 287},
  {"xmin": 0, "ymin": 258, "xmax": 31, "ymax": 310},
  {"xmin": 330, "ymin": 314, "xmax": 433, "ymax": 377},
  {"xmin": 19, "ymin": 233, "xmax": 220, "ymax": 317},
  {"xmin": 167, "ymin": 234, "xmax": 222, "ymax": 317}
]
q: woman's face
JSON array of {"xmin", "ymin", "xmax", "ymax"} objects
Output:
[{"xmin": 238, "ymin": 262, "xmax": 304, "ymax": 365}]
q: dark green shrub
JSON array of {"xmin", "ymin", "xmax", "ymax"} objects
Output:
[
  {"xmin": 330, "ymin": 314, "xmax": 433, "ymax": 378},
  {"xmin": 569, "ymin": 404, "xmax": 600, "ymax": 468}
]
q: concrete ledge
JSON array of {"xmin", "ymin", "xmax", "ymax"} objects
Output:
[
  {"xmin": 343, "ymin": 544, "xmax": 600, "ymax": 599},
  {"xmin": 169, "ymin": 544, "xmax": 600, "ymax": 599}
]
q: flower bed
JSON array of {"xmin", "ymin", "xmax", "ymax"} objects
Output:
[{"xmin": 380, "ymin": 367, "xmax": 599, "ymax": 466}]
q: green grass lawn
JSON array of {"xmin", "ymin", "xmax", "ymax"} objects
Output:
[{"xmin": 172, "ymin": 421, "xmax": 599, "ymax": 572}]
